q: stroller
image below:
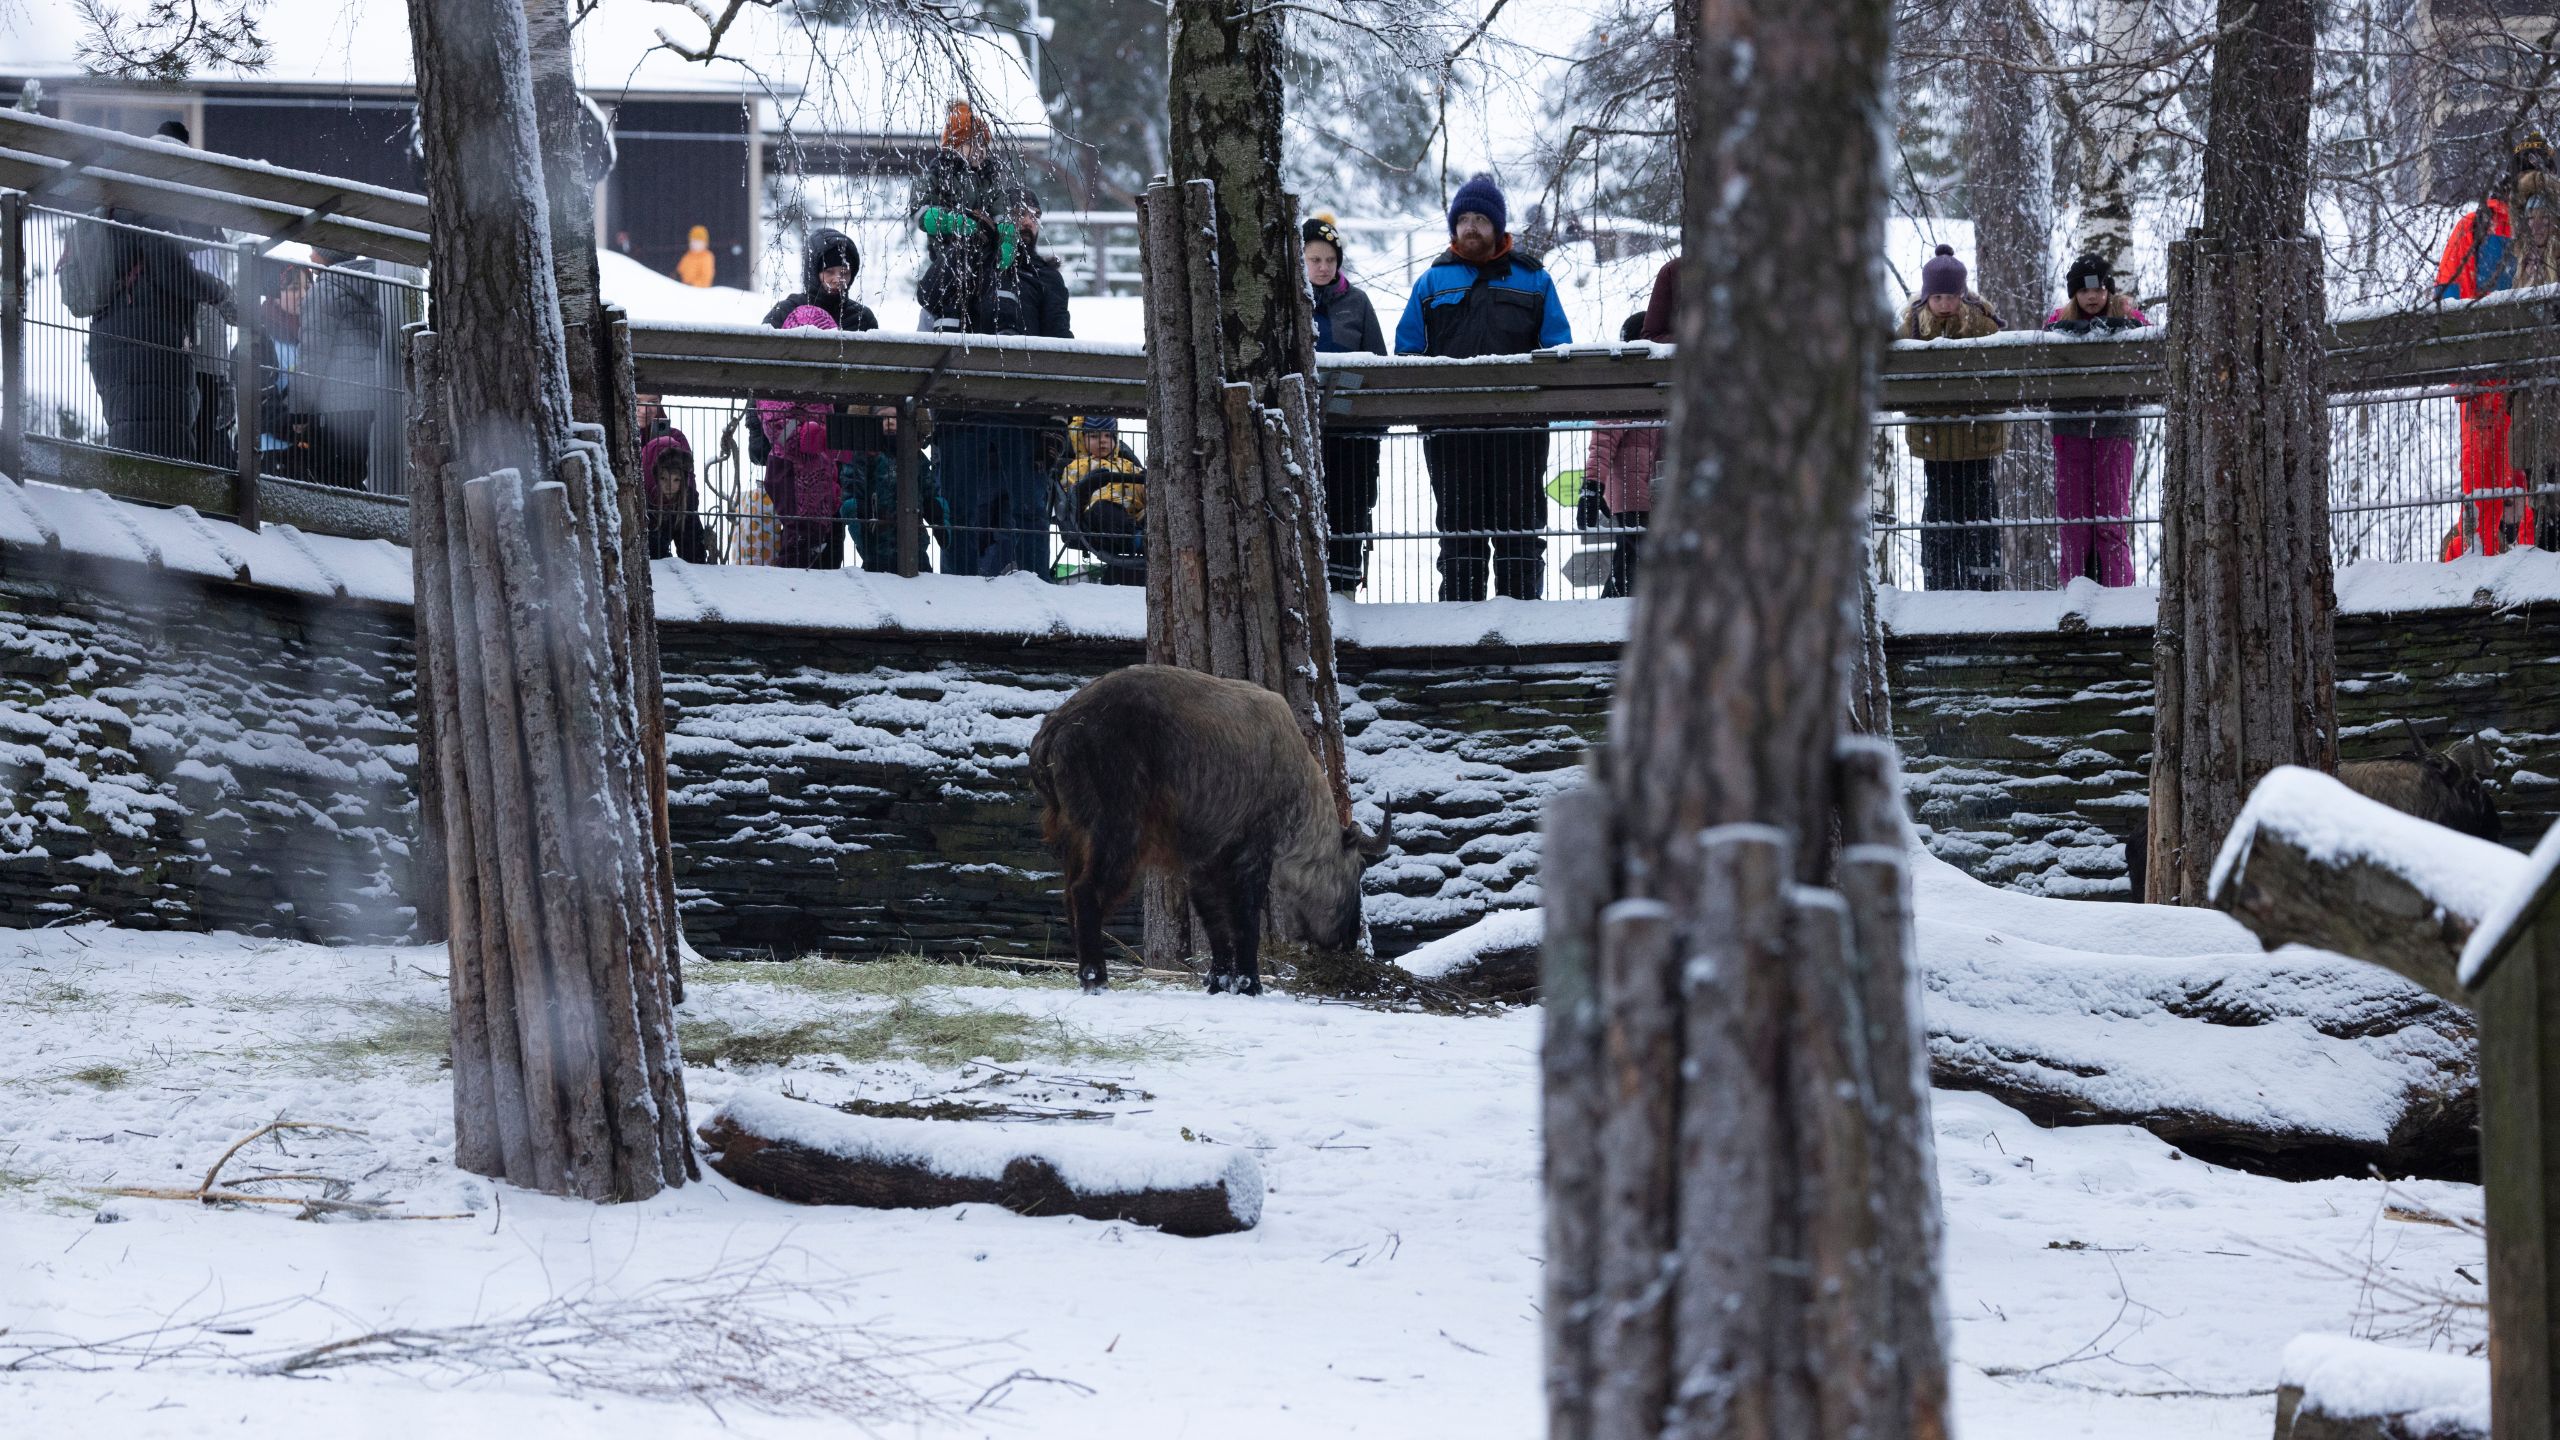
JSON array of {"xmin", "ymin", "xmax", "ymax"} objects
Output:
[{"xmin": 1051, "ymin": 416, "xmax": 1148, "ymax": 586}]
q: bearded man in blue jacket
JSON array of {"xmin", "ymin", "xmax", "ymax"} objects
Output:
[{"xmin": 1394, "ymin": 174, "xmax": 1574, "ymax": 600}]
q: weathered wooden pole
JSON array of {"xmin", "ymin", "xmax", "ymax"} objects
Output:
[
  {"xmin": 1541, "ymin": 0, "xmax": 1948, "ymax": 1432},
  {"xmin": 1134, "ymin": 8, "xmax": 1354, "ymax": 973},
  {"xmin": 2146, "ymin": 0, "xmax": 2337, "ymax": 903},
  {"xmin": 404, "ymin": 0, "xmax": 692, "ymax": 1200},
  {"xmin": 2473, "ymin": 869, "xmax": 2560, "ymax": 1440}
]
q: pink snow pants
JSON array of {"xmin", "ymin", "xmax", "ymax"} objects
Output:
[{"xmin": 2052, "ymin": 433, "xmax": 2137, "ymax": 587}]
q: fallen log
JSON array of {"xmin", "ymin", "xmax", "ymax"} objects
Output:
[
  {"xmin": 1419, "ymin": 850, "xmax": 2485, "ymax": 1180},
  {"xmin": 2210, "ymin": 766, "xmax": 2527, "ymax": 1008},
  {"xmin": 698, "ymin": 1090, "xmax": 1262, "ymax": 1237}
]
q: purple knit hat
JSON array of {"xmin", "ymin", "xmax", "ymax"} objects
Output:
[
  {"xmin": 782, "ymin": 303, "xmax": 838, "ymax": 331},
  {"xmin": 1920, "ymin": 244, "xmax": 1968, "ymax": 300}
]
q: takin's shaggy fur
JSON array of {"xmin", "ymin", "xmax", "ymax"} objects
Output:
[{"xmin": 1028, "ymin": 666, "xmax": 1385, "ymax": 995}]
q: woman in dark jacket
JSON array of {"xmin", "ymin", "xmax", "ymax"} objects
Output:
[
  {"xmin": 1304, "ymin": 214, "xmax": 1386, "ymax": 593},
  {"xmin": 301, "ymin": 247, "xmax": 403, "ymax": 489}
]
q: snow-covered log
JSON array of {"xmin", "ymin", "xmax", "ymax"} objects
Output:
[
  {"xmin": 2274, "ymin": 1334, "xmax": 2487, "ymax": 1439},
  {"xmin": 2209, "ymin": 766, "xmax": 2527, "ymax": 1007},
  {"xmin": 1442, "ymin": 851, "xmax": 2485, "ymax": 1179},
  {"xmin": 698, "ymin": 1091, "xmax": 1263, "ymax": 1238}
]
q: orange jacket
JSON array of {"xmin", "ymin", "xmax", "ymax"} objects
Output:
[{"xmin": 677, "ymin": 248, "xmax": 716, "ymax": 288}]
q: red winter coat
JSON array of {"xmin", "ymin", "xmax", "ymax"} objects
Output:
[{"xmin": 1588, "ymin": 421, "xmax": 1660, "ymax": 515}]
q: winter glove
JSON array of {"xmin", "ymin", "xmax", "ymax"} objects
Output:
[
  {"xmin": 1576, "ymin": 482, "xmax": 1608, "ymax": 531},
  {"xmin": 917, "ymin": 206, "xmax": 979, "ymax": 238}
]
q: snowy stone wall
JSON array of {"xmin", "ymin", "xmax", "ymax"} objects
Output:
[
  {"xmin": 6, "ymin": 527, "xmax": 2555, "ymax": 952},
  {"xmin": 1897, "ymin": 605, "xmax": 2560, "ymax": 897},
  {"xmin": 0, "ymin": 556, "xmax": 419, "ymax": 940}
]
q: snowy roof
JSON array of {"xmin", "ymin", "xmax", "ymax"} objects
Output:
[{"xmin": 2, "ymin": 0, "xmax": 1046, "ymax": 142}]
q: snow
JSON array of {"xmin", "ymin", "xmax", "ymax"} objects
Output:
[
  {"xmin": 1879, "ymin": 549, "xmax": 2560, "ymax": 636},
  {"xmin": 0, "ymin": 0, "xmax": 1046, "ymax": 140},
  {"xmin": 2280, "ymin": 1334, "xmax": 2487, "ymax": 1433},
  {"xmin": 1409, "ymin": 851, "xmax": 2461, "ymax": 1152},
  {"xmin": 710, "ymin": 1087, "xmax": 1263, "ymax": 1223},
  {"xmin": 0, "ymin": 912, "xmax": 2492, "ymax": 1439},
  {"xmin": 595, "ymin": 251, "xmax": 767, "ymax": 328},
  {"xmin": 1395, "ymin": 906, "xmax": 1542, "ymax": 980},
  {"xmin": 2210, "ymin": 765, "xmax": 2530, "ymax": 925},
  {"xmin": 2457, "ymin": 818, "xmax": 2560, "ymax": 988}
]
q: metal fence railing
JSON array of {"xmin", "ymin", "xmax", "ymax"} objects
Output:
[
  {"xmin": 9, "ymin": 189, "xmax": 2560, "ymax": 597},
  {"xmin": 20, "ymin": 200, "xmax": 423, "ymax": 503},
  {"xmin": 1868, "ymin": 383, "xmax": 2560, "ymax": 591}
]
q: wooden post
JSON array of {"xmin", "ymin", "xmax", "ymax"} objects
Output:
[
  {"xmin": 2477, "ymin": 933, "xmax": 2556, "ymax": 1440},
  {"xmin": 1, "ymin": 191, "xmax": 23, "ymax": 484},
  {"xmin": 2468, "ymin": 862, "xmax": 2560, "ymax": 1440},
  {"xmin": 1134, "ymin": 175, "xmax": 1360, "ymax": 969},
  {"xmin": 230, "ymin": 238, "xmax": 261, "ymax": 529},
  {"xmin": 895, "ymin": 396, "xmax": 921, "ymax": 577}
]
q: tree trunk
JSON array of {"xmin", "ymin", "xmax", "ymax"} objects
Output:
[
  {"xmin": 521, "ymin": 0, "xmax": 604, "ymax": 425},
  {"xmin": 405, "ymin": 0, "xmax": 692, "ymax": 1201},
  {"xmin": 2073, "ymin": 0, "xmax": 2152, "ymax": 270},
  {"xmin": 1543, "ymin": 0, "xmax": 1950, "ymax": 1433},
  {"xmin": 2147, "ymin": 0, "xmax": 2335, "ymax": 904},
  {"xmin": 1966, "ymin": 0, "xmax": 2060, "ymax": 591},
  {"xmin": 1165, "ymin": 0, "xmax": 1313, "ymax": 398},
  {"xmin": 1142, "ymin": 22, "xmax": 1349, "ymax": 969}
]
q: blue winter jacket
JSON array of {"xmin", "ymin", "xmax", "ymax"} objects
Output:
[{"xmin": 1394, "ymin": 246, "xmax": 1574, "ymax": 358}]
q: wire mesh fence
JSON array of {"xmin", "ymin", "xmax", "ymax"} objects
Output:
[
  {"xmin": 13, "ymin": 202, "xmax": 2558, "ymax": 597},
  {"xmin": 1869, "ymin": 383, "xmax": 2559, "ymax": 591},
  {"xmin": 22, "ymin": 202, "xmax": 421, "ymax": 497}
]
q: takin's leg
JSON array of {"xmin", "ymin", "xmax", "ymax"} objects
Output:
[
  {"xmin": 1187, "ymin": 864, "xmax": 1241, "ymax": 994},
  {"xmin": 1066, "ymin": 824, "xmax": 1141, "ymax": 995},
  {"xmin": 1224, "ymin": 849, "xmax": 1273, "ymax": 997}
]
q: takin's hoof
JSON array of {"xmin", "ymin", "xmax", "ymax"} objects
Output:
[{"xmin": 1080, "ymin": 974, "xmax": 1109, "ymax": 995}]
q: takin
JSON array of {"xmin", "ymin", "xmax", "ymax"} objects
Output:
[
  {"xmin": 2126, "ymin": 732, "xmax": 2503, "ymax": 900},
  {"xmin": 1027, "ymin": 665, "xmax": 1390, "ymax": 995}
]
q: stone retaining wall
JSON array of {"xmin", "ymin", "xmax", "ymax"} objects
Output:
[{"xmin": 6, "ymin": 541, "xmax": 2555, "ymax": 955}]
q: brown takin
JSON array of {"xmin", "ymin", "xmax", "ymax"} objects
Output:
[{"xmin": 1028, "ymin": 665, "xmax": 1390, "ymax": 995}]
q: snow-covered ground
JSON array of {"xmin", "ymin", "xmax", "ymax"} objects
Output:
[{"xmin": 0, "ymin": 854, "xmax": 2488, "ymax": 1437}]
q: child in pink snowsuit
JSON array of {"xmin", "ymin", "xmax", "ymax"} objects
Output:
[
  {"xmin": 756, "ymin": 304, "xmax": 855, "ymax": 569},
  {"xmin": 2044, "ymin": 255, "xmax": 2149, "ymax": 587}
]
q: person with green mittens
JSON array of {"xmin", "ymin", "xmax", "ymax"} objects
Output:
[{"xmin": 910, "ymin": 100, "xmax": 1017, "ymax": 333}]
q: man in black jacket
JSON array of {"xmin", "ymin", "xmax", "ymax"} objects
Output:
[{"xmin": 83, "ymin": 203, "xmax": 231, "ymax": 463}]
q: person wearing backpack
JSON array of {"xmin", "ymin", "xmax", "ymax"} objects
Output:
[
  {"xmin": 67, "ymin": 200, "xmax": 232, "ymax": 463},
  {"xmin": 1393, "ymin": 174, "xmax": 1575, "ymax": 600}
]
